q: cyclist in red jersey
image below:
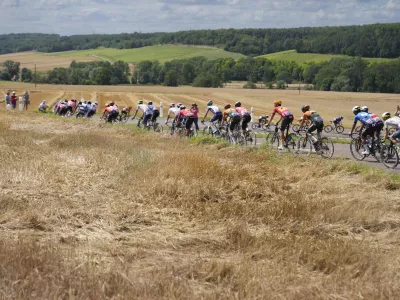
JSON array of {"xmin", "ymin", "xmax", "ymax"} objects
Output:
[{"xmin": 266, "ymin": 100, "xmax": 294, "ymax": 150}]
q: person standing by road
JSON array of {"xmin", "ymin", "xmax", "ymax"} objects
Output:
[
  {"xmin": 23, "ymin": 91, "xmax": 30, "ymax": 110},
  {"xmin": 2, "ymin": 91, "xmax": 11, "ymax": 108},
  {"xmin": 10, "ymin": 91, "xmax": 18, "ymax": 110},
  {"xmin": 190, "ymin": 103, "xmax": 200, "ymax": 131}
]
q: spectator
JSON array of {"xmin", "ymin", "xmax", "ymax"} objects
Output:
[
  {"xmin": 190, "ymin": 103, "xmax": 200, "ymax": 131},
  {"xmin": 1, "ymin": 91, "xmax": 11, "ymax": 108},
  {"xmin": 23, "ymin": 91, "xmax": 30, "ymax": 110},
  {"xmin": 10, "ymin": 91, "xmax": 18, "ymax": 110}
]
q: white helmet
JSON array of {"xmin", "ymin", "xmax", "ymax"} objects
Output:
[
  {"xmin": 352, "ymin": 106, "xmax": 361, "ymax": 115},
  {"xmin": 361, "ymin": 106, "xmax": 369, "ymax": 113}
]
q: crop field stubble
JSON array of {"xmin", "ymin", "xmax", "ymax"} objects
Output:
[
  {"xmin": 1, "ymin": 82, "xmax": 399, "ymax": 128},
  {"xmin": 0, "ymin": 109, "xmax": 400, "ymax": 299}
]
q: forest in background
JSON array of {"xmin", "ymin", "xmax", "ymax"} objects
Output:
[{"xmin": 1, "ymin": 23, "xmax": 400, "ymax": 58}]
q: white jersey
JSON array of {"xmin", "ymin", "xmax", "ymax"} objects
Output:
[
  {"xmin": 136, "ymin": 104, "xmax": 151, "ymax": 115},
  {"xmin": 385, "ymin": 116, "xmax": 400, "ymax": 130},
  {"xmin": 206, "ymin": 105, "xmax": 221, "ymax": 114},
  {"xmin": 168, "ymin": 107, "xmax": 180, "ymax": 116}
]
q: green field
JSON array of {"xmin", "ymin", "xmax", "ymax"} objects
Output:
[
  {"xmin": 256, "ymin": 50, "xmax": 395, "ymax": 63},
  {"xmin": 50, "ymin": 45, "xmax": 245, "ymax": 63}
]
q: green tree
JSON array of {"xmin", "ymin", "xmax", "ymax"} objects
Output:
[
  {"xmin": 163, "ymin": 70, "xmax": 178, "ymax": 86},
  {"xmin": 21, "ymin": 68, "xmax": 33, "ymax": 82},
  {"xmin": 3, "ymin": 60, "xmax": 20, "ymax": 80}
]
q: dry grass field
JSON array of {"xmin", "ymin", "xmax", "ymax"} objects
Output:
[
  {"xmin": 0, "ymin": 52, "xmax": 100, "ymax": 71},
  {"xmin": 1, "ymin": 83, "xmax": 399, "ymax": 127},
  {"xmin": 0, "ymin": 111, "xmax": 400, "ymax": 299}
]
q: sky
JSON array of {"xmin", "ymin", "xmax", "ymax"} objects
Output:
[{"xmin": 0, "ymin": 0, "xmax": 399, "ymax": 35}]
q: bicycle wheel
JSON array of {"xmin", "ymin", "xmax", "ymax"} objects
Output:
[
  {"xmin": 324, "ymin": 125, "xmax": 333, "ymax": 133},
  {"xmin": 203, "ymin": 126, "xmax": 212, "ymax": 136},
  {"xmin": 296, "ymin": 136, "xmax": 312, "ymax": 156},
  {"xmin": 120, "ymin": 115, "xmax": 129, "ymax": 123},
  {"xmin": 154, "ymin": 123, "xmax": 163, "ymax": 133},
  {"xmin": 269, "ymin": 133, "xmax": 280, "ymax": 149},
  {"xmin": 285, "ymin": 133, "xmax": 298, "ymax": 152},
  {"xmin": 350, "ymin": 138, "xmax": 365, "ymax": 161},
  {"xmin": 380, "ymin": 144, "xmax": 399, "ymax": 169},
  {"xmin": 252, "ymin": 123, "xmax": 260, "ymax": 130},
  {"xmin": 292, "ymin": 124, "xmax": 300, "ymax": 132},
  {"xmin": 319, "ymin": 137, "xmax": 334, "ymax": 159},
  {"xmin": 336, "ymin": 125, "xmax": 344, "ymax": 134}
]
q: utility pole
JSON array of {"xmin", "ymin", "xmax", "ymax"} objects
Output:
[{"xmin": 34, "ymin": 63, "xmax": 37, "ymax": 90}]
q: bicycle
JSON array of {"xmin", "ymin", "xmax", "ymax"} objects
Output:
[
  {"xmin": 265, "ymin": 123, "xmax": 298, "ymax": 151},
  {"xmin": 324, "ymin": 121, "xmax": 345, "ymax": 134},
  {"xmin": 148, "ymin": 118, "xmax": 163, "ymax": 133},
  {"xmin": 380, "ymin": 139, "xmax": 399, "ymax": 169},
  {"xmin": 350, "ymin": 132, "xmax": 381, "ymax": 162},
  {"xmin": 295, "ymin": 131, "xmax": 334, "ymax": 158},
  {"xmin": 292, "ymin": 119, "xmax": 311, "ymax": 132},
  {"xmin": 251, "ymin": 117, "xmax": 269, "ymax": 130},
  {"xmin": 118, "ymin": 112, "xmax": 131, "ymax": 123},
  {"xmin": 202, "ymin": 120, "xmax": 223, "ymax": 138}
]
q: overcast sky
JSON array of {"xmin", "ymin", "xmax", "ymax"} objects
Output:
[{"xmin": 1, "ymin": 0, "xmax": 399, "ymax": 35}]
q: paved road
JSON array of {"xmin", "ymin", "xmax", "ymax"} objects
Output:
[{"xmin": 94, "ymin": 115, "xmax": 399, "ymax": 174}]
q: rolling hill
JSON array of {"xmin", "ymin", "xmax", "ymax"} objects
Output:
[{"xmin": 256, "ymin": 50, "xmax": 395, "ymax": 64}]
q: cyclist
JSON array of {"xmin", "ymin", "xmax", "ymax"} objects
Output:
[
  {"xmin": 76, "ymin": 101, "xmax": 89, "ymax": 118},
  {"xmin": 362, "ymin": 106, "xmax": 383, "ymax": 139},
  {"xmin": 234, "ymin": 102, "xmax": 251, "ymax": 135},
  {"xmin": 202, "ymin": 100, "xmax": 222, "ymax": 125},
  {"xmin": 177, "ymin": 105, "xmax": 195, "ymax": 136},
  {"xmin": 86, "ymin": 101, "xmax": 98, "ymax": 118},
  {"xmin": 166, "ymin": 103, "xmax": 180, "ymax": 125},
  {"xmin": 298, "ymin": 105, "xmax": 324, "ymax": 151},
  {"xmin": 382, "ymin": 112, "xmax": 400, "ymax": 146},
  {"xmin": 132, "ymin": 100, "xmax": 152, "ymax": 127},
  {"xmin": 38, "ymin": 100, "xmax": 48, "ymax": 112},
  {"xmin": 222, "ymin": 104, "xmax": 241, "ymax": 136},
  {"xmin": 148, "ymin": 101, "xmax": 160, "ymax": 124},
  {"xmin": 190, "ymin": 103, "xmax": 200, "ymax": 131},
  {"xmin": 332, "ymin": 116, "xmax": 344, "ymax": 127},
  {"xmin": 120, "ymin": 106, "xmax": 132, "ymax": 119},
  {"xmin": 258, "ymin": 115, "xmax": 269, "ymax": 126},
  {"xmin": 67, "ymin": 98, "xmax": 77, "ymax": 114},
  {"xmin": 58, "ymin": 100, "xmax": 69, "ymax": 116},
  {"xmin": 349, "ymin": 106, "xmax": 377, "ymax": 155},
  {"xmin": 266, "ymin": 100, "xmax": 294, "ymax": 150}
]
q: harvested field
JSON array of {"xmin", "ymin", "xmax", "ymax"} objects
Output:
[
  {"xmin": 0, "ymin": 52, "xmax": 100, "ymax": 71},
  {"xmin": 0, "ymin": 111, "xmax": 399, "ymax": 299},
  {"xmin": 1, "ymin": 83, "xmax": 398, "ymax": 127}
]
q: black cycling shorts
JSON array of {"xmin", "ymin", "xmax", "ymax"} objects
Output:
[
  {"xmin": 186, "ymin": 117, "xmax": 194, "ymax": 130},
  {"xmin": 281, "ymin": 116, "xmax": 293, "ymax": 132},
  {"xmin": 362, "ymin": 126, "xmax": 376, "ymax": 138},
  {"xmin": 307, "ymin": 121, "xmax": 324, "ymax": 134},
  {"xmin": 241, "ymin": 114, "xmax": 251, "ymax": 130}
]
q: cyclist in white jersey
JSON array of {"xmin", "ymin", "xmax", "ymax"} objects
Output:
[
  {"xmin": 382, "ymin": 112, "xmax": 400, "ymax": 145},
  {"xmin": 132, "ymin": 100, "xmax": 152, "ymax": 127},
  {"xmin": 166, "ymin": 103, "xmax": 180, "ymax": 124},
  {"xmin": 202, "ymin": 100, "xmax": 222, "ymax": 124}
]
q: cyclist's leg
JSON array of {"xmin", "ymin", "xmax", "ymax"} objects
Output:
[
  {"xmin": 390, "ymin": 129, "xmax": 400, "ymax": 145},
  {"xmin": 186, "ymin": 117, "xmax": 194, "ymax": 136}
]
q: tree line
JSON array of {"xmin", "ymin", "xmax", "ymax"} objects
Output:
[
  {"xmin": 1, "ymin": 23, "xmax": 400, "ymax": 58},
  {"xmin": 3, "ymin": 55, "xmax": 400, "ymax": 94}
]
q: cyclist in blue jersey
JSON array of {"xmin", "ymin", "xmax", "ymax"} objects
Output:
[{"xmin": 349, "ymin": 106, "xmax": 377, "ymax": 155}]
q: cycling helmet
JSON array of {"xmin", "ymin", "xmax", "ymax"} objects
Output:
[
  {"xmin": 138, "ymin": 100, "xmax": 143, "ymax": 105},
  {"xmin": 109, "ymin": 101, "xmax": 115, "ymax": 106},
  {"xmin": 180, "ymin": 105, "xmax": 186, "ymax": 110},
  {"xmin": 207, "ymin": 100, "xmax": 213, "ymax": 106},
  {"xmin": 352, "ymin": 106, "xmax": 361, "ymax": 115},
  {"xmin": 88, "ymin": 101, "xmax": 92, "ymax": 105},
  {"xmin": 148, "ymin": 101, "xmax": 153, "ymax": 105},
  {"xmin": 95, "ymin": 102, "xmax": 98, "ymax": 105},
  {"xmin": 224, "ymin": 104, "xmax": 231, "ymax": 109},
  {"xmin": 177, "ymin": 103, "xmax": 182, "ymax": 108},
  {"xmin": 274, "ymin": 99, "xmax": 281, "ymax": 106},
  {"xmin": 361, "ymin": 106, "xmax": 369, "ymax": 113},
  {"xmin": 382, "ymin": 112, "xmax": 391, "ymax": 120},
  {"xmin": 170, "ymin": 103, "xmax": 175, "ymax": 108},
  {"xmin": 235, "ymin": 102, "xmax": 241, "ymax": 107},
  {"xmin": 301, "ymin": 104, "xmax": 310, "ymax": 112}
]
